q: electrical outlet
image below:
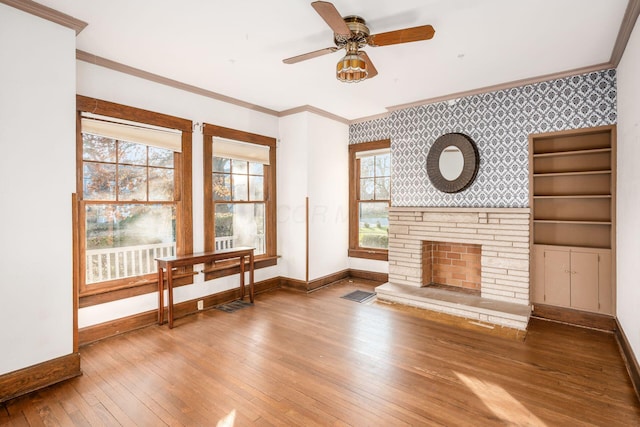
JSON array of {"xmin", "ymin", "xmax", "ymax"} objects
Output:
[{"xmin": 197, "ymin": 300, "xmax": 204, "ymax": 310}]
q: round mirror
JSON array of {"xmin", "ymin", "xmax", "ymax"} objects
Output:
[
  {"xmin": 427, "ymin": 133, "xmax": 480, "ymax": 193},
  {"xmin": 438, "ymin": 146, "xmax": 464, "ymax": 181}
]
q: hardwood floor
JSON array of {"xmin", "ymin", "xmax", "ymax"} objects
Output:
[{"xmin": 2, "ymin": 279, "xmax": 639, "ymax": 426}]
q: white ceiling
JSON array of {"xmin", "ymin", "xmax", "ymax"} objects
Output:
[{"xmin": 36, "ymin": 0, "xmax": 629, "ymax": 121}]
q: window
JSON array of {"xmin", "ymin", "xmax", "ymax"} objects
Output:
[
  {"xmin": 76, "ymin": 96, "xmax": 192, "ymax": 299},
  {"xmin": 203, "ymin": 124, "xmax": 277, "ymax": 277},
  {"xmin": 349, "ymin": 139, "xmax": 391, "ymax": 260}
]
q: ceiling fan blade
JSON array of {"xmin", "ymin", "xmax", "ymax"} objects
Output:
[
  {"xmin": 360, "ymin": 51, "xmax": 378, "ymax": 79},
  {"xmin": 311, "ymin": 1, "xmax": 351, "ymax": 36},
  {"xmin": 283, "ymin": 47, "xmax": 339, "ymax": 64},
  {"xmin": 368, "ymin": 25, "xmax": 435, "ymax": 47}
]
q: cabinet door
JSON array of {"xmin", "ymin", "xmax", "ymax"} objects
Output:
[
  {"xmin": 544, "ymin": 249, "xmax": 571, "ymax": 307},
  {"xmin": 570, "ymin": 251, "xmax": 599, "ymax": 311}
]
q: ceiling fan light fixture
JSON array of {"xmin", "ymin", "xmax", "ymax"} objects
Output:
[{"xmin": 336, "ymin": 52, "xmax": 368, "ymax": 83}]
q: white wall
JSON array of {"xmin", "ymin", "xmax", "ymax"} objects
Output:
[
  {"xmin": 615, "ymin": 18, "xmax": 640, "ymax": 362},
  {"xmin": 0, "ymin": 5, "xmax": 76, "ymax": 374},
  {"xmin": 307, "ymin": 113, "xmax": 349, "ymax": 279},
  {"xmin": 277, "ymin": 114, "xmax": 309, "ymax": 281},
  {"xmin": 76, "ymin": 62, "xmax": 282, "ymax": 327}
]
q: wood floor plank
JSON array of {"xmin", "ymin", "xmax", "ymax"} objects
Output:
[{"xmin": 2, "ymin": 280, "xmax": 639, "ymax": 426}]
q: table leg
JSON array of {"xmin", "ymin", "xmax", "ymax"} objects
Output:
[
  {"xmin": 239, "ymin": 255, "xmax": 245, "ymax": 300},
  {"xmin": 249, "ymin": 251, "xmax": 255, "ymax": 303},
  {"xmin": 168, "ymin": 265, "xmax": 174, "ymax": 329},
  {"xmin": 157, "ymin": 265, "xmax": 164, "ymax": 325}
]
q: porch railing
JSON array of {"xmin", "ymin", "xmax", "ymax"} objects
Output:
[
  {"xmin": 86, "ymin": 235, "xmax": 264, "ymax": 283},
  {"xmin": 86, "ymin": 242, "xmax": 176, "ymax": 284}
]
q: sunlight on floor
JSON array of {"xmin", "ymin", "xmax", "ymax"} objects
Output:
[
  {"xmin": 455, "ymin": 372, "xmax": 547, "ymax": 426},
  {"xmin": 216, "ymin": 409, "xmax": 236, "ymax": 427}
]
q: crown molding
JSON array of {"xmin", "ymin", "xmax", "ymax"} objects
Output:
[
  {"xmin": 348, "ymin": 111, "xmax": 391, "ymax": 125},
  {"xmin": 611, "ymin": 0, "xmax": 640, "ymax": 66},
  {"xmin": 385, "ymin": 62, "xmax": 613, "ymax": 113},
  {"xmin": 0, "ymin": 0, "xmax": 87, "ymax": 34},
  {"xmin": 76, "ymin": 50, "xmax": 279, "ymax": 117},
  {"xmin": 278, "ymin": 105, "xmax": 349, "ymax": 124}
]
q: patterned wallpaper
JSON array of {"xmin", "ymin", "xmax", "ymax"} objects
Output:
[{"xmin": 349, "ymin": 69, "xmax": 617, "ymax": 207}]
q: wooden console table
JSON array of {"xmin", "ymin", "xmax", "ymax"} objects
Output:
[{"xmin": 156, "ymin": 247, "xmax": 255, "ymax": 328}]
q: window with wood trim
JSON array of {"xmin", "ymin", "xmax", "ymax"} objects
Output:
[
  {"xmin": 203, "ymin": 124, "xmax": 277, "ymax": 277},
  {"xmin": 349, "ymin": 139, "xmax": 391, "ymax": 260},
  {"xmin": 76, "ymin": 96, "xmax": 192, "ymax": 299}
]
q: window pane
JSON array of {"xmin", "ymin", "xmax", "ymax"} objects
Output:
[
  {"xmin": 232, "ymin": 174, "xmax": 248, "ymax": 201},
  {"xmin": 85, "ymin": 204, "xmax": 176, "ymax": 284},
  {"xmin": 359, "ymin": 202, "xmax": 389, "ymax": 249},
  {"xmin": 360, "ymin": 178, "xmax": 374, "ymax": 200},
  {"xmin": 249, "ymin": 162, "xmax": 264, "ymax": 175},
  {"xmin": 232, "ymin": 159, "xmax": 248, "ymax": 174},
  {"xmin": 213, "ymin": 173, "xmax": 231, "ymax": 201},
  {"xmin": 360, "ymin": 156, "xmax": 375, "ymax": 178},
  {"xmin": 83, "ymin": 134, "xmax": 116, "ymax": 162},
  {"xmin": 215, "ymin": 203, "xmax": 265, "ymax": 255},
  {"xmin": 375, "ymin": 153, "xmax": 391, "ymax": 177},
  {"xmin": 118, "ymin": 141, "xmax": 147, "ymax": 165},
  {"xmin": 118, "ymin": 165, "xmax": 147, "ymax": 201},
  {"xmin": 83, "ymin": 163, "xmax": 116, "ymax": 200},
  {"xmin": 148, "ymin": 146, "xmax": 174, "ymax": 168},
  {"xmin": 149, "ymin": 167, "xmax": 174, "ymax": 201},
  {"xmin": 213, "ymin": 157, "xmax": 230, "ymax": 173},
  {"xmin": 375, "ymin": 177, "xmax": 390, "ymax": 200},
  {"xmin": 249, "ymin": 176, "xmax": 264, "ymax": 201}
]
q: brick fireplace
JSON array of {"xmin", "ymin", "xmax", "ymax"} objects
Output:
[
  {"xmin": 423, "ymin": 241, "xmax": 481, "ymax": 293},
  {"xmin": 375, "ymin": 207, "xmax": 532, "ymax": 330}
]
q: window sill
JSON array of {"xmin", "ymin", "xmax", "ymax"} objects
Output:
[{"xmin": 348, "ymin": 248, "xmax": 388, "ymax": 261}]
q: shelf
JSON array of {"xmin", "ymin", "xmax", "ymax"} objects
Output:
[
  {"xmin": 533, "ymin": 170, "xmax": 611, "ymax": 178},
  {"xmin": 533, "ymin": 147, "xmax": 611, "ymax": 158},
  {"xmin": 533, "ymin": 220, "xmax": 612, "ymax": 225},
  {"xmin": 533, "ymin": 195, "xmax": 611, "ymax": 199}
]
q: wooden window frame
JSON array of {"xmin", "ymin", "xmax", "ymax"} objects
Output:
[
  {"xmin": 75, "ymin": 96, "xmax": 193, "ymax": 305},
  {"xmin": 203, "ymin": 124, "xmax": 277, "ymax": 279},
  {"xmin": 348, "ymin": 139, "xmax": 391, "ymax": 261}
]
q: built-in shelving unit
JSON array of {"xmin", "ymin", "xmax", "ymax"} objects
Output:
[{"xmin": 529, "ymin": 125, "xmax": 616, "ymax": 315}]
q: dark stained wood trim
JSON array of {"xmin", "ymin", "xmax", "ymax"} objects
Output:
[
  {"xmin": 615, "ymin": 318, "xmax": 640, "ymax": 401},
  {"xmin": 79, "ymin": 278, "xmax": 282, "ymax": 345},
  {"xmin": 76, "ymin": 50, "xmax": 278, "ymax": 117},
  {"xmin": 204, "ymin": 257, "xmax": 278, "ymax": 281},
  {"xmin": 76, "ymin": 95, "xmax": 192, "ymax": 132},
  {"xmin": 0, "ymin": 353, "xmax": 81, "ymax": 403},
  {"xmin": 0, "ymin": 0, "xmax": 87, "ymax": 34},
  {"xmin": 532, "ymin": 303, "xmax": 617, "ymax": 331},
  {"xmin": 611, "ymin": 0, "xmax": 640, "ymax": 66},
  {"xmin": 348, "ymin": 268, "xmax": 388, "ymax": 283},
  {"xmin": 79, "ymin": 269, "xmax": 388, "ymax": 344},
  {"xmin": 307, "ymin": 270, "xmax": 351, "ymax": 292},
  {"xmin": 202, "ymin": 123, "xmax": 278, "ymax": 266},
  {"xmin": 348, "ymin": 139, "xmax": 391, "ymax": 261},
  {"xmin": 72, "ymin": 194, "xmax": 79, "ymax": 353},
  {"xmin": 280, "ymin": 277, "xmax": 308, "ymax": 292}
]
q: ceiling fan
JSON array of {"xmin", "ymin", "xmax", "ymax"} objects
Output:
[{"xmin": 283, "ymin": 1, "xmax": 435, "ymax": 83}]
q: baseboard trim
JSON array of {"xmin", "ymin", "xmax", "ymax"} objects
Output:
[
  {"xmin": 0, "ymin": 353, "xmax": 81, "ymax": 403},
  {"xmin": 79, "ymin": 277, "xmax": 281, "ymax": 345},
  {"xmin": 348, "ymin": 268, "xmax": 388, "ymax": 283},
  {"xmin": 79, "ymin": 269, "xmax": 388, "ymax": 344},
  {"xmin": 614, "ymin": 318, "xmax": 640, "ymax": 402},
  {"xmin": 531, "ymin": 303, "xmax": 617, "ymax": 331},
  {"xmin": 280, "ymin": 269, "xmax": 388, "ymax": 293}
]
